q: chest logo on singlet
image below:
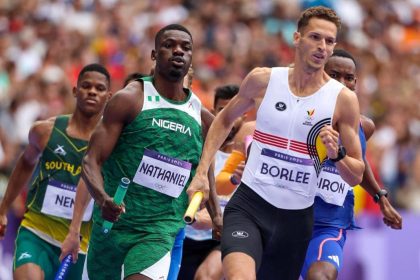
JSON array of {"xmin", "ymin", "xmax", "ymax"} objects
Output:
[
  {"xmin": 303, "ymin": 109, "xmax": 315, "ymax": 126},
  {"xmin": 152, "ymin": 118, "xmax": 192, "ymax": 136},
  {"xmin": 275, "ymin": 102, "xmax": 287, "ymax": 111},
  {"xmin": 18, "ymin": 252, "xmax": 32, "ymax": 261},
  {"xmin": 54, "ymin": 145, "xmax": 67, "ymax": 156},
  {"xmin": 232, "ymin": 231, "xmax": 249, "ymax": 238}
]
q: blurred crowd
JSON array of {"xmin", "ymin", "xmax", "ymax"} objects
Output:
[{"xmin": 0, "ymin": 0, "xmax": 419, "ymax": 225}]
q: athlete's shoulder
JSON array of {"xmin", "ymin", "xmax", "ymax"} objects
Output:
[
  {"xmin": 248, "ymin": 67, "xmax": 271, "ymax": 82},
  {"xmin": 335, "ymin": 87, "xmax": 359, "ymax": 120},
  {"xmin": 30, "ymin": 117, "xmax": 56, "ymax": 138},
  {"xmin": 200, "ymin": 107, "xmax": 215, "ymax": 135},
  {"xmin": 200, "ymin": 106, "xmax": 214, "ymax": 119},
  {"xmin": 104, "ymin": 81, "xmax": 143, "ymax": 124},
  {"xmin": 28, "ymin": 116, "xmax": 58, "ymax": 152},
  {"xmin": 240, "ymin": 68, "xmax": 271, "ymax": 98},
  {"xmin": 117, "ymin": 79, "xmax": 144, "ymax": 101},
  {"xmin": 337, "ymin": 86, "xmax": 357, "ymax": 102},
  {"xmin": 360, "ymin": 115, "xmax": 375, "ymax": 140}
]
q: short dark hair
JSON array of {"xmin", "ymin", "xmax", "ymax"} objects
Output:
[
  {"xmin": 78, "ymin": 63, "xmax": 110, "ymax": 86},
  {"xmin": 155, "ymin": 24, "xmax": 193, "ymax": 48},
  {"xmin": 297, "ymin": 6, "xmax": 341, "ymax": 32},
  {"xmin": 123, "ymin": 72, "xmax": 148, "ymax": 87},
  {"xmin": 214, "ymin": 84, "xmax": 239, "ymax": 107},
  {"xmin": 331, "ymin": 49, "xmax": 357, "ymax": 67}
]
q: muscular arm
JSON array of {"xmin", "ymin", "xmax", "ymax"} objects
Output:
[
  {"xmin": 200, "ymin": 108, "xmax": 223, "ymax": 236},
  {"xmin": 332, "ymin": 89, "xmax": 365, "ymax": 186},
  {"xmin": 60, "ymin": 179, "xmax": 92, "ymax": 262},
  {"xmin": 359, "ymin": 115, "xmax": 402, "ymax": 229},
  {"xmin": 69, "ymin": 180, "xmax": 92, "ymax": 234},
  {"xmin": 187, "ymin": 68, "xmax": 269, "ymax": 201},
  {"xmin": 358, "ymin": 115, "xmax": 378, "ymax": 197},
  {"xmin": 82, "ymin": 83, "xmax": 142, "ymax": 214},
  {"xmin": 358, "ymin": 116, "xmax": 384, "ymax": 197},
  {"xmin": 0, "ymin": 119, "xmax": 53, "ymax": 238}
]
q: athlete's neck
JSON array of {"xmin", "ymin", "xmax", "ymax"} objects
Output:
[
  {"xmin": 67, "ymin": 111, "xmax": 102, "ymax": 140},
  {"xmin": 288, "ymin": 65, "xmax": 329, "ymax": 98},
  {"xmin": 152, "ymin": 75, "xmax": 187, "ymax": 102}
]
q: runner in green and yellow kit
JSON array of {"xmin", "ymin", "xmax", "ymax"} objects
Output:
[
  {"xmin": 76, "ymin": 24, "xmax": 222, "ymax": 280},
  {"xmin": 0, "ymin": 63, "xmax": 111, "ymax": 280}
]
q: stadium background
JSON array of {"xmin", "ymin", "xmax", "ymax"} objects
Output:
[{"xmin": 0, "ymin": 0, "xmax": 419, "ymax": 279}]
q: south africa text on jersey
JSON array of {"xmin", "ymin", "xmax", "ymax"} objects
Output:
[{"xmin": 45, "ymin": 161, "xmax": 82, "ymax": 176}]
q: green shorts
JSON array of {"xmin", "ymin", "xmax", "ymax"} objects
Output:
[
  {"xmin": 87, "ymin": 222, "xmax": 175, "ymax": 279},
  {"xmin": 14, "ymin": 227, "xmax": 86, "ymax": 279}
]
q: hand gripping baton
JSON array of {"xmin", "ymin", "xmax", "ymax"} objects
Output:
[
  {"xmin": 54, "ymin": 254, "xmax": 72, "ymax": 280},
  {"xmin": 102, "ymin": 177, "xmax": 130, "ymax": 234},
  {"xmin": 183, "ymin": 192, "xmax": 203, "ymax": 224}
]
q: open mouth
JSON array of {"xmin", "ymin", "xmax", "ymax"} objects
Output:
[{"xmin": 312, "ymin": 53, "xmax": 325, "ymax": 62}]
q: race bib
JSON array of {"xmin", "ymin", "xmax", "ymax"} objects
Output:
[
  {"xmin": 41, "ymin": 179, "xmax": 94, "ymax": 221},
  {"xmin": 133, "ymin": 149, "xmax": 192, "ymax": 198},
  {"xmin": 254, "ymin": 148, "xmax": 316, "ymax": 197},
  {"xmin": 316, "ymin": 165, "xmax": 350, "ymax": 206}
]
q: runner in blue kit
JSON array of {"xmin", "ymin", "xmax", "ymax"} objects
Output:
[{"xmin": 301, "ymin": 49, "xmax": 402, "ymax": 280}]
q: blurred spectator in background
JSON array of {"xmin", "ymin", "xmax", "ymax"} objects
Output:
[
  {"xmin": 0, "ymin": 1, "xmax": 419, "ymax": 279},
  {"xmin": 396, "ymin": 148, "xmax": 420, "ymax": 211}
]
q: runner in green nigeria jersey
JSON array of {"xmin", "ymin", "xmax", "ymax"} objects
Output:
[
  {"xmin": 80, "ymin": 24, "xmax": 223, "ymax": 280},
  {"xmin": 97, "ymin": 76, "xmax": 203, "ymax": 229},
  {"xmin": 0, "ymin": 63, "xmax": 111, "ymax": 280},
  {"xmin": 88, "ymin": 77, "xmax": 203, "ymax": 278}
]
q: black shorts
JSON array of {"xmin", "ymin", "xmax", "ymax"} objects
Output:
[
  {"xmin": 178, "ymin": 237, "xmax": 220, "ymax": 280},
  {"xmin": 221, "ymin": 183, "xmax": 313, "ymax": 279}
]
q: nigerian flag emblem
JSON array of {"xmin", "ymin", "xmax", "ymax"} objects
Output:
[{"xmin": 147, "ymin": 96, "xmax": 160, "ymax": 102}]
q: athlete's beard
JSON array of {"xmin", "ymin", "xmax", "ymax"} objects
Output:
[{"xmin": 168, "ymin": 69, "xmax": 183, "ymax": 80}]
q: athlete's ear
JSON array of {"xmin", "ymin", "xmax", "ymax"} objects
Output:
[
  {"xmin": 72, "ymin": 86, "xmax": 77, "ymax": 98},
  {"xmin": 293, "ymin": 31, "xmax": 300, "ymax": 47},
  {"xmin": 151, "ymin": 50, "xmax": 156, "ymax": 61}
]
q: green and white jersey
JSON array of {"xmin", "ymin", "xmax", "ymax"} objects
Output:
[
  {"xmin": 22, "ymin": 115, "xmax": 92, "ymax": 252},
  {"xmin": 97, "ymin": 77, "xmax": 203, "ymax": 234}
]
